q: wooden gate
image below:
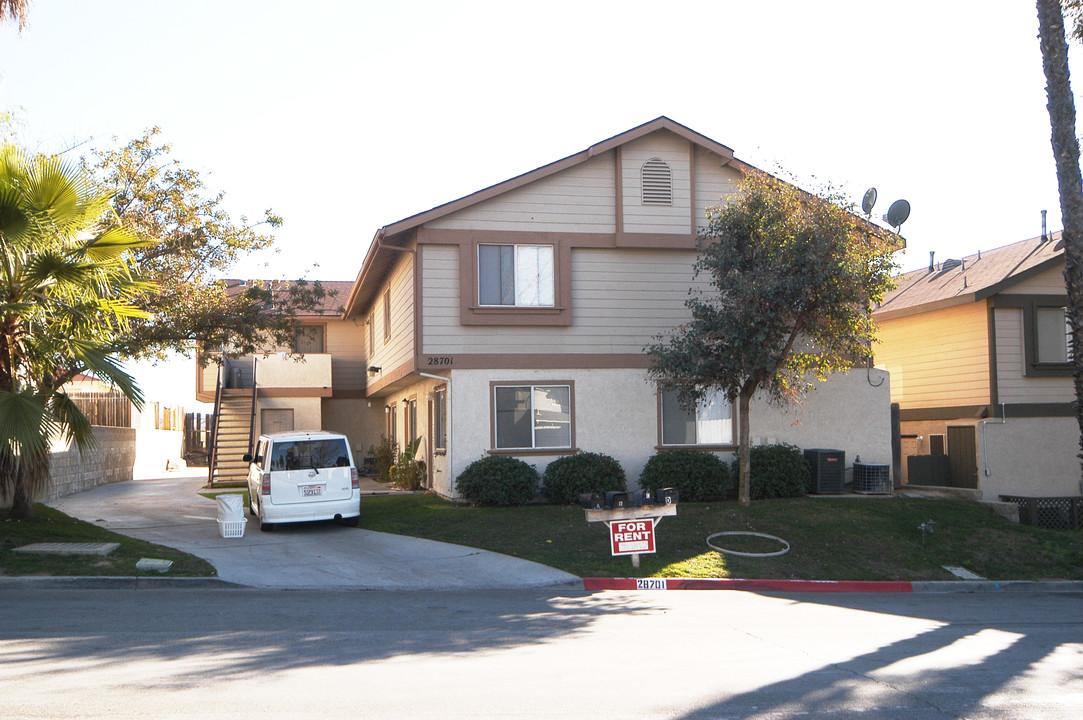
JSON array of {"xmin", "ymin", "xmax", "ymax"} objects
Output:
[{"xmin": 947, "ymin": 425, "xmax": 978, "ymax": 489}]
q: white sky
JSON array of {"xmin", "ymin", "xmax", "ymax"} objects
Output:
[{"xmin": 2, "ymin": 0, "xmax": 1078, "ymax": 405}]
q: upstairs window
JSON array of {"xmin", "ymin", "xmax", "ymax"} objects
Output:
[
  {"xmin": 383, "ymin": 289, "xmax": 392, "ymax": 341},
  {"xmin": 641, "ymin": 157, "xmax": 672, "ymax": 205},
  {"xmin": 478, "ymin": 244, "xmax": 555, "ymax": 307},
  {"xmin": 1036, "ymin": 306, "xmax": 1072, "ymax": 364},
  {"xmin": 292, "ymin": 325, "xmax": 324, "ymax": 354},
  {"xmin": 660, "ymin": 388, "xmax": 733, "ymax": 446}
]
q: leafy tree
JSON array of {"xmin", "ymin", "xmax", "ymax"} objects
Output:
[
  {"xmin": 647, "ymin": 169, "xmax": 896, "ymax": 506},
  {"xmin": 1, "ymin": 144, "xmax": 150, "ymax": 518},
  {"xmin": 1036, "ymin": 0, "xmax": 1083, "ymax": 480},
  {"xmin": 87, "ymin": 128, "xmax": 335, "ymax": 362}
]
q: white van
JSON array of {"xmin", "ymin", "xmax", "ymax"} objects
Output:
[{"xmin": 244, "ymin": 431, "xmax": 360, "ymax": 532}]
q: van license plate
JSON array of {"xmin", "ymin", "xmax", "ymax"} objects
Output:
[{"xmin": 301, "ymin": 485, "xmax": 323, "ymax": 497}]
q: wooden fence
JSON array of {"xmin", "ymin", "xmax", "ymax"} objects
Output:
[{"xmin": 66, "ymin": 391, "xmax": 132, "ymax": 428}]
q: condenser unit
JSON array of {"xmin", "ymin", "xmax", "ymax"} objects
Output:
[
  {"xmin": 805, "ymin": 449, "xmax": 845, "ymax": 495},
  {"xmin": 853, "ymin": 462, "xmax": 891, "ymax": 495}
]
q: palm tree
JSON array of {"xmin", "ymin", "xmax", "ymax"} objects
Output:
[
  {"xmin": 0, "ymin": 0, "xmax": 30, "ymax": 33},
  {"xmin": 1, "ymin": 144, "xmax": 153, "ymax": 518},
  {"xmin": 1036, "ymin": 0, "xmax": 1083, "ymax": 480}
]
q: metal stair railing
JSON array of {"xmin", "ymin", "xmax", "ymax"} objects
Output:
[{"xmin": 207, "ymin": 354, "xmax": 227, "ymax": 487}]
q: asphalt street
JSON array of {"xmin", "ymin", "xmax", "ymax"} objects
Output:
[{"xmin": 2, "ymin": 585, "xmax": 1081, "ymax": 719}]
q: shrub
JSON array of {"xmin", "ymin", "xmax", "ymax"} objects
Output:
[
  {"xmin": 369, "ymin": 436, "xmax": 397, "ymax": 484},
  {"xmin": 638, "ymin": 449, "xmax": 730, "ymax": 502},
  {"xmin": 737, "ymin": 443, "xmax": 809, "ymax": 500},
  {"xmin": 541, "ymin": 452, "xmax": 627, "ymax": 505},
  {"xmin": 455, "ymin": 455, "xmax": 539, "ymax": 506}
]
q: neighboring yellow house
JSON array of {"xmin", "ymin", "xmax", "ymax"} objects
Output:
[{"xmin": 874, "ymin": 233, "xmax": 1079, "ymax": 501}]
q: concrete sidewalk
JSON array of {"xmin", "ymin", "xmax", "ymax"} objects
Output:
[{"xmin": 46, "ymin": 471, "xmax": 579, "ymax": 591}]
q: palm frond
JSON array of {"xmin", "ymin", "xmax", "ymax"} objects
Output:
[{"xmin": 0, "ymin": 390, "xmax": 59, "ymax": 457}]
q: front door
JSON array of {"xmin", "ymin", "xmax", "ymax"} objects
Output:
[{"xmin": 947, "ymin": 425, "xmax": 978, "ymax": 489}]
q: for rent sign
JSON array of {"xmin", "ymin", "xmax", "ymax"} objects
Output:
[{"xmin": 610, "ymin": 518, "xmax": 656, "ymax": 556}]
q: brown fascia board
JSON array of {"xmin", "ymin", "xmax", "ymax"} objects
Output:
[
  {"xmin": 342, "ymin": 230, "xmax": 383, "ymax": 318},
  {"xmin": 873, "ymin": 292, "xmax": 978, "ymax": 321}
]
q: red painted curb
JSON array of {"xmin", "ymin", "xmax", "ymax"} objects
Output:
[{"xmin": 583, "ymin": 578, "xmax": 914, "ymax": 593}]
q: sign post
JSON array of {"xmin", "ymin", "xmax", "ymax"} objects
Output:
[{"xmin": 584, "ymin": 504, "xmax": 677, "ymax": 568}]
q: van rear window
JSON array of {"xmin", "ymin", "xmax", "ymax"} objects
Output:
[{"xmin": 269, "ymin": 439, "xmax": 350, "ymax": 471}]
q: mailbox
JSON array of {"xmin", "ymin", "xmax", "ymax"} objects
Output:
[
  {"xmin": 578, "ymin": 492, "xmax": 605, "ymax": 509},
  {"xmin": 605, "ymin": 491, "xmax": 629, "ymax": 509},
  {"xmin": 633, "ymin": 488, "xmax": 655, "ymax": 507},
  {"xmin": 655, "ymin": 487, "xmax": 680, "ymax": 505}
]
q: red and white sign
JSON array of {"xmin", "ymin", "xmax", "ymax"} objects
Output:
[{"xmin": 610, "ymin": 518, "xmax": 656, "ymax": 556}]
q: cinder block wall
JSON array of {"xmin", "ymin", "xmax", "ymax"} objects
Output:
[{"xmin": 43, "ymin": 426, "xmax": 137, "ymax": 501}]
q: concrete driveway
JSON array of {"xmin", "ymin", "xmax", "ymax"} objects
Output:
[{"xmin": 46, "ymin": 471, "xmax": 579, "ymax": 591}]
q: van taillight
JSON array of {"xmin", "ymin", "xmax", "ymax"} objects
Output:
[
  {"xmin": 261, "ymin": 473, "xmax": 271, "ymax": 495},
  {"xmin": 350, "ymin": 467, "xmax": 359, "ymax": 490}
]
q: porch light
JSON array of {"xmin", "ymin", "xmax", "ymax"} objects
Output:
[{"xmin": 368, "ymin": 366, "xmax": 381, "ymax": 373}]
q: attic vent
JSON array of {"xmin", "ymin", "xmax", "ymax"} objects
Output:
[{"xmin": 641, "ymin": 157, "xmax": 672, "ymax": 205}]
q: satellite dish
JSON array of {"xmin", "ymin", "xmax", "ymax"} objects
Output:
[
  {"xmin": 884, "ymin": 199, "xmax": 911, "ymax": 229},
  {"xmin": 861, "ymin": 188, "xmax": 877, "ymax": 215}
]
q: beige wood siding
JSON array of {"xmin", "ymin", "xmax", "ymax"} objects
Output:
[
  {"xmin": 326, "ymin": 318, "xmax": 367, "ymax": 394},
  {"xmin": 369, "ymin": 254, "xmax": 415, "ymax": 372},
  {"xmin": 621, "ymin": 134, "xmax": 691, "ymax": 234},
  {"xmin": 1000, "ymin": 264, "xmax": 1066, "ymax": 295},
  {"xmin": 426, "ymin": 153, "xmax": 616, "ymax": 233},
  {"xmin": 874, "ymin": 301, "xmax": 991, "ymax": 409},
  {"xmin": 994, "ymin": 306, "xmax": 1074, "ymax": 403},
  {"xmin": 421, "ymin": 245, "xmax": 706, "ymax": 355},
  {"xmin": 694, "ymin": 146, "xmax": 742, "ymax": 232}
]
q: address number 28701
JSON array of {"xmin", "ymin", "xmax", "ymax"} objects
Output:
[{"xmin": 426, "ymin": 356, "xmax": 454, "ymax": 366}]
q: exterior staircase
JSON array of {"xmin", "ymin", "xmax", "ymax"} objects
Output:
[{"xmin": 209, "ymin": 391, "xmax": 255, "ymax": 486}]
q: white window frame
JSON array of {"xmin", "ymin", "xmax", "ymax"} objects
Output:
[{"xmin": 477, "ymin": 244, "xmax": 555, "ymax": 308}]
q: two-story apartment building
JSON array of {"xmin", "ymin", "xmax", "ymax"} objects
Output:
[
  {"xmin": 873, "ymin": 233, "xmax": 1079, "ymax": 501},
  {"xmin": 339, "ymin": 117, "xmax": 893, "ymax": 497}
]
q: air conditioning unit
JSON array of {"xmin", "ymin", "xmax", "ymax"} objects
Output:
[
  {"xmin": 853, "ymin": 462, "xmax": 891, "ymax": 495},
  {"xmin": 805, "ymin": 449, "xmax": 845, "ymax": 494}
]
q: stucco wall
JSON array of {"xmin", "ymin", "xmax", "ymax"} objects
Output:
[
  {"xmin": 446, "ymin": 367, "xmax": 892, "ymax": 498},
  {"xmin": 980, "ymin": 417, "xmax": 1081, "ymax": 499}
]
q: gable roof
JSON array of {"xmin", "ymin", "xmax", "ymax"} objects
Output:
[
  {"xmin": 342, "ymin": 116, "xmax": 747, "ymax": 317},
  {"xmin": 223, "ymin": 279, "xmax": 353, "ymax": 317},
  {"xmin": 873, "ymin": 233, "xmax": 1066, "ymax": 320}
]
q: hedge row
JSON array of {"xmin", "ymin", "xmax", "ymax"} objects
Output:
[{"xmin": 454, "ymin": 444, "xmax": 810, "ymax": 506}]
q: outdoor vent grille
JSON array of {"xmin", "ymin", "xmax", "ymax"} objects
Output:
[
  {"xmin": 641, "ymin": 157, "xmax": 672, "ymax": 205},
  {"xmin": 1000, "ymin": 495, "xmax": 1083, "ymax": 530},
  {"xmin": 853, "ymin": 462, "xmax": 891, "ymax": 495},
  {"xmin": 805, "ymin": 449, "xmax": 844, "ymax": 495}
]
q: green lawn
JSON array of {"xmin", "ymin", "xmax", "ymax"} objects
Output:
[
  {"xmin": 0, "ymin": 504, "xmax": 217, "ymax": 578},
  {"xmin": 357, "ymin": 494, "xmax": 1083, "ymax": 581}
]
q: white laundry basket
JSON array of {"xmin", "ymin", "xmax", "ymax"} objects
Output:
[{"xmin": 215, "ymin": 494, "xmax": 247, "ymax": 538}]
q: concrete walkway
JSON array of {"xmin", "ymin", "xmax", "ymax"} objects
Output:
[{"xmin": 46, "ymin": 471, "xmax": 579, "ymax": 591}]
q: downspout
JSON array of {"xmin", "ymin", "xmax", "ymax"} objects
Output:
[
  {"xmin": 419, "ymin": 372, "xmax": 451, "ymax": 495},
  {"xmin": 979, "ymin": 403, "xmax": 1007, "ymax": 477}
]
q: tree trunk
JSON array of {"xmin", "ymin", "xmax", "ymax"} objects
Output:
[
  {"xmin": 1036, "ymin": 0, "xmax": 1083, "ymax": 479},
  {"xmin": 738, "ymin": 387, "xmax": 753, "ymax": 507},
  {"xmin": 11, "ymin": 478, "xmax": 34, "ymax": 519}
]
